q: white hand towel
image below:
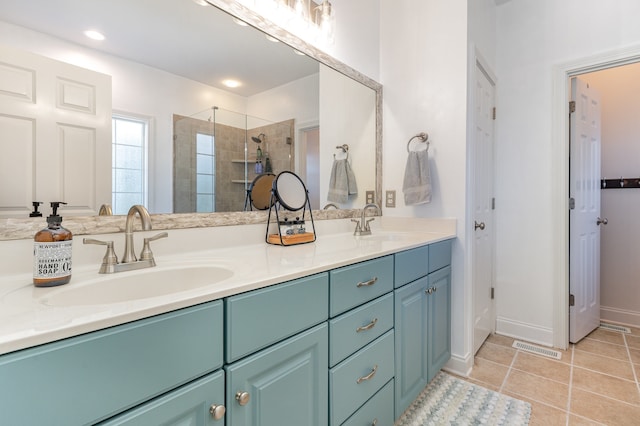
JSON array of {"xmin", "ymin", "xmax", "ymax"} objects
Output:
[{"xmin": 402, "ymin": 149, "xmax": 432, "ymax": 205}]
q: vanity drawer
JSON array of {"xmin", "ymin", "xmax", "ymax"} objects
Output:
[
  {"xmin": 341, "ymin": 379, "xmax": 395, "ymax": 426},
  {"xmin": 329, "ymin": 293, "xmax": 393, "ymax": 367},
  {"xmin": 329, "ymin": 256, "xmax": 393, "ymax": 317},
  {"xmin": 0, "ymin": 301, "xmax": 223, "ymax": 426},
  {"xmin": 429, "ymin": 239, "xmax": 452, "ymax": 273},
  {"xmin": 329, "ymin": 330, "xmax": 395, "ymax": 426},
  {"xmin": 225, "ymin": 272, "xmax": 328, "ymax": 363},
  {"xmin": 394, "ymin": 245, "xmax": 429, "ymax": 288}
]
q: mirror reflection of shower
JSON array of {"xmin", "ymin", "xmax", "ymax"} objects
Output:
[{"xmin": 173, "ymin": 106, "xmax": 294, "ymax": 213}]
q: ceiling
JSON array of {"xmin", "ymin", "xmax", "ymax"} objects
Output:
[{"xmin": 0, "ymin": 0, "xmax": 319, "ymax": 96}]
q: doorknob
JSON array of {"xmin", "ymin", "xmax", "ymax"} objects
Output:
[
  {"xmin": 597, "ymin": 217, "xmax": 608, "ymax": 226},
  {"xmin": 474, "ymin": 221, "xmax": 485, "ymax": 231}
]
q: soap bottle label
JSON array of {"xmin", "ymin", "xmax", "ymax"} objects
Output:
[{"xmin": 33, "ymin": 241, "xmax": 73, "ymax": 279}]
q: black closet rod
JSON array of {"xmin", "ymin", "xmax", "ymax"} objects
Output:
[{"xmin": 601, "ymin": 177, "xmax": 640, "ymax": 189}]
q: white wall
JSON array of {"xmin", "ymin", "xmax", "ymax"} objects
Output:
[
  {"xmin": 495, "ymin": 0, "xmax": 640, "ymax": 345},
  {"xmin": 379, "ymin": 0, "xmax": 470, "ymax": 373},
  {"xmin": 582, "ymin": 64, "xmax": 640, "ymax": 327}
]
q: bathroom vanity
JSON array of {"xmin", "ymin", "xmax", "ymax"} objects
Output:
[{"xmin": 0, "ymin": 217, "xmax": 454, "ymax": 425}]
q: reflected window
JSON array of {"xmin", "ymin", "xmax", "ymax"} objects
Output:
[
  {"xmin": 196, "ymin": 132, "xmax": 215, "ymax": 212},
  {"xmin": 112, "ymin": 115, "xmax": 148, "ymax": 215}
]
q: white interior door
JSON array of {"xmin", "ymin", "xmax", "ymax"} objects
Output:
[
  {"xmin": 0, "ymin": 44, "xmax": 112, "ymax": 218},
  {"xmin": 569, "ymin": 76, "xmax": 602, "ymax": 343},
  {"xmin": 473, "ymin": 62, "xmax": 496, "ymax": 354}
]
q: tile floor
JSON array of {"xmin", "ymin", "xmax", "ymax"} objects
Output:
[{"xmin": 460, "ymin": 325, "xmax": 640, "ymax": 425}]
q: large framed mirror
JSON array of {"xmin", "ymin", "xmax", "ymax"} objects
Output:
[{"xmin": 0, "ymin": 0, "xmax": 381, "ymax": 239}]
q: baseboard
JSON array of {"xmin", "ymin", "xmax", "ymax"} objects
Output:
[
  {"xmin": 443, "ymin": 352, "xmax": 473, "ymax": 377},
  {"xmin": 601, "ymin": 306, "xmax": 640, "ymax": 328},
  {"xmin": 495, "ymin": 316, "xmax": 554, "ymax": 347}
]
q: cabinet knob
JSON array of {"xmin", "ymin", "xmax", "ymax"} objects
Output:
[
  {"xmin": 209, "ymin": 404, "xmax": 226, "ymax": 420},
  {"xmin": 235, "ymin": 391, "xmax": 251, "ymax": 406},
  {"xmin": 425, "ymin": 287, "xmax": 436, "ymax": 294},
  {"xmin": 372, "ymin": 419, "xmax": 378, "ymax": 426}
]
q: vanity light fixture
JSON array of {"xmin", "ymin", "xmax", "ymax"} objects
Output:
[
  {"xmin": 83, "ymin": 30, "xmax": 105, "ymax": 41},
  {"xmin": 249, "ymin": 0, "xmax": 335, "ymax": 45}
]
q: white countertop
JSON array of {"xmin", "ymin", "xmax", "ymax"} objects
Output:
[{"xmin": 0, "ymin": 217, "xmax": 455, "ymax": 355}]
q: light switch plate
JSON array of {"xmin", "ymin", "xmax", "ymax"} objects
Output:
[
  {"xmin": 366, "ymin": 190, "xmax": 374, "ymax": 204},
  {"xmin": 385, "ymin": 190, "xmax": 396, "ymax": 208}
]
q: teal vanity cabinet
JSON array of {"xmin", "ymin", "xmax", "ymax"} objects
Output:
[
  {"xmin": 224, "ymin": 273, "xmax": 329, "ymax": 426},
  {"xmin": 0, "ymin": 301, "xmax": 224, "ymax": 426},
  {"xmin": 328, "ymin": 256, "xmax": 396, "ymax": 426},
  {"xmin": 394, "ymin": 240, "xmax": 452, "ymax": 419}
]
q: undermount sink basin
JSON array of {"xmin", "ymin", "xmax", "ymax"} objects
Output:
[{"xmin": 43, "ymin": 265, "xmax": 234, "ymax": 306}]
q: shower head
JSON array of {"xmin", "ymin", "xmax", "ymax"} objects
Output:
[{"xmin": 251, "ymin": 133, "xmax": 266, "ymax": 143}]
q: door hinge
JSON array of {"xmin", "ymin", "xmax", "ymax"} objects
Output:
[
  {"xmin": 492, "ymin": 198, "xmax": 496, "ymax": 210},
  {"xmin": 569, "ymin": 294, "xmax": 575, "ymax": 307},
  {"xmin": 492, "ymin": 107, "xmax": 496, "ymax": 120},
  {"xmin": 491, "ymin": 287, "xmax": 495, "ymax": 300},
  {"xmin": 569, "ymin": 197, "xmax": 575, "ymax": 210},
  {"xmin": 569, "ymin": 101, "xmax": 576, "ymax": 113}
]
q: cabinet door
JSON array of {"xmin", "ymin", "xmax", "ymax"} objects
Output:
[
  {"xmin": 427, "ymin": 266, "xmax": 451, "ymax": 382},
  {"xmin": 100, "ymin": 370, "xmax": 226, "ymax": 425},
  {"xmin": 394, "ymin": 277, "xmax": 429, "ymax": 419},
  {"xmin": 226, "ymin": 324, "xmax": 328, "ymax": 426}
]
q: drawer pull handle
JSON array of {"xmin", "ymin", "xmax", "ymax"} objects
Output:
[
  {"xmin": 356, "ymin": 318, "xmax": 378, "ymax": 333},
  {"xmin": 209, "ymin": 404, "xmax": 226, "ymax": 420},
  {"xmin": 356, "ymin": 364, "xmax": 378, "ymax": 384},
  {"xmin": 357, "ymin": 277, "xmax": 378, "ymax": 288},
  {"xmin": 235, "ymin": 391, "xmax": 250, "ymax": 406}
]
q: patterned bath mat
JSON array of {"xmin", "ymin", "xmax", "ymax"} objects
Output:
[{"xmin": 395, "ymin": 372, "xmax": 531, "ymax": 426}]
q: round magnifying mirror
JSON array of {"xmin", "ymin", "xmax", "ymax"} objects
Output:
[
  {"xmin": 273, "ymin": 171, "xmax": 308, "ymax": 211},
  {"xmin": 249, "ymin": 173, "xmax": 275, "ymax": 210}
]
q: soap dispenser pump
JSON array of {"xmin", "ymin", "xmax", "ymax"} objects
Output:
[{"xmin": 33, "ymin": 202, "xmax": 73, "ymax": 287}]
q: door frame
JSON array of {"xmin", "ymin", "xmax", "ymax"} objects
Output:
[
  {"xmin": 551, "ymin": 45, "xmax": 640, "ymax": 349},
  {"xmin": 467, "ymin": 46, "xmax": 497, "ymax": 355}
]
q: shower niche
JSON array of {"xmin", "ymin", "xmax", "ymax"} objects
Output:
[{"xmin": 173, "ymin": 106, "xmax": 294, "ymax": 213}]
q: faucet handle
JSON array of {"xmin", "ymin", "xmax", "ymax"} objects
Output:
[
  {"xmin": 140, "ymin": 232, "xmax": 168, "ymax": 262},
  {"xmin": 365, "ymin": 218, "xmax": 375, "ymax": 231},
  {"xmin": 83, "ymin": 238, "xmax": 118, "ymax": 274},
  {"xmin": 351, "ymin": 218, "xmax": 362, "ymax": 231}
]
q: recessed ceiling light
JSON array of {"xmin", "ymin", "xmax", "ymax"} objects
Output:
[
  {"xmin": 265, "ymin": 35, "xmax": 280, "ymax": 43},
  {"xmin": 293, "ymin": 49, "xmax": 306, "ymax": 56},
  {"xmin": 84, "ymin": 30, "xmax": 105, "ymax": 41},
  {"xmin": 192, "ymin": 0, "xmax": 209, "ymax": 6},
  {"xmin": 222, "ymin": 79, "xmax": 241, "ymax": 88}
]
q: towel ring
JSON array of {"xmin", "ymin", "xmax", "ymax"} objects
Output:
[
  {"xmin": 406, "ymin": 132, "xmax": 429, "ymax": 153},
  {"xmin": 334, "ymin": 144, "xmax": 349, "ymax": 160}
]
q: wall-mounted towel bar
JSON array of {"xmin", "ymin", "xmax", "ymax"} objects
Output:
[
  {"xmin": 406, "ymin": 132, "xmax": 429, "ymax": 152},
  {"xmin": 601, "ymin": 177, "xmax": 640, "ymax": 189}
]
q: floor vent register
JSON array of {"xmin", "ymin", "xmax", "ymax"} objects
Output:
[{"xmin": 512, "ymin": 341, "xmax": 562, "ymax": 360}]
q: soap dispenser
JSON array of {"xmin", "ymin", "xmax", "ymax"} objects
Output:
[{"xmin": 33, "ymin": 202, "xmax": 73, "ymax": 287}]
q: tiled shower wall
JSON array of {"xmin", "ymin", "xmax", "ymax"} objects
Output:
[{"xmin": 173, "ymin": 115, "xmax": 294, "ymax": 213}]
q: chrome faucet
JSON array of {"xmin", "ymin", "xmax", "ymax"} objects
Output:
[
  {"xmin": 84, "ymin": 204, "xmax": 167, "ymax": 273},
  {"xmin": 352, "ymin": 203, "xmax": 380, "ymax": 236}
]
